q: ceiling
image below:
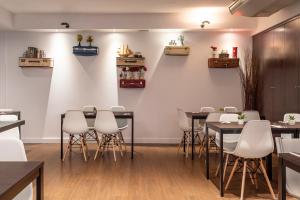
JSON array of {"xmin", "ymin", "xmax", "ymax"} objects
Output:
[{"xmin": 0, "ymin": 0, "xmax": 233, "ymax": 14}]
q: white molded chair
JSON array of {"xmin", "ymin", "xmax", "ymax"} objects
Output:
[
  {"xmin": 0, "ymin": 138, "xmax": 33, "ymax": 200},
  {"xmin": 224, "ymin": 106, "xmax": 238, "ymax": 113},
  {"xmin": 198, "ymin": 112, "xmax": 221, "ymax": 158},
  {"xmin": 275, "ymin": 138, "xmax": 300, "ymax": 199},
  {"xmin": 242, "ymin": 110, "xmax": 260, "ymax": 121},
  {"xmin": 94, "ymin": 110, "xmax": 123, "ymax": 162},
  {"xmin": 215, "ymin": 114, "xmax": 239, "ymax": 178},
  {"xmin": 0, "ymin": 114, "xmax": 20, "ymax": 139},
  {"xmin": 63, "ymin": 110, "xmax": 89, "ymax": 162},
  {"xmin": 225, "ymin": 120, "xmax": 275, "ymax": 200},
  {"xmin": 111, "ymin": 106, "xmax": 128, "ymax": 151},
  {"xmin": 177, "ymin": 108, "xmax": 201, "ymax": 158},
  {"xmin": 200, "ymin": 107, "xmax": 216, "ymax": 113}
]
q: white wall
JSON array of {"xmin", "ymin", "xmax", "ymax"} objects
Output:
[{"xmin": 0, "ymin": 31, "xmax": 251, "ymax": 143}]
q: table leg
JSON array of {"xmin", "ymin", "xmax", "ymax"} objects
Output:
[
  {"xmin": 131, "ymin": 116, "xmax": 134, "ymax": 159},
  {"xmin": 220, "ymin": 131, "xmax": 224, "ymax": 197},
  {"xmin": 266, "ymin": 153, "xmax": 273, "ymax": 180},
  {"xmin": 183, "ymin": 132, "xmax": 186, "ymax": 153},
  {"xmin": 18, "ymin": 112, "xmax": 22, "ymax": 139},
  {"xmin": 61, "ymin": 115, "xmax": 63, "ymax": 160},
  {"xmin": 205, "ymin": 125, "xmax": 209, "ymax": 179},
  {"xmin": 36, "ymin": 165, "xmax": 44, "ymax": 200},
  {"xmin": 278, "ymin": 157, "xmax": 286, "ymax": 200},
  {"xmin": 191, "ymin": 117, "xmax": 194, "ymax": 160}
]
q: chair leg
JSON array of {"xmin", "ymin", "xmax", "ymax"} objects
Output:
[
  {"xmin": 259, "ymin": 159, "xmax": 276, "ymax": 200},
  {"xmin": 112, "ymin": 141, "xmax": 117, "ymax": 162},
  {"xmin": 225, "ymin": 158, "xmax": 239, "ymax": 190},
  {"xmin": 215, "ymin": 162, "xmax": 220, "ymax": 177},
  {"xmin": 62, "ymin": 135, "xmax": 73, "ymax": 161},
  {"xmin": 223, "ymin": 154, "xmax": 229, "ymax": 181},
  {"xmin": 252, "ymin": 161, "xmax": 259, "ymax": 189},
  {"xmin": 185, "ymin": 134, "xmax": 190, "ymax": 158},
  {"xmin": 198, "ymin": 135, "xmax": 206, "ymax": 158},
  {"xmin": 177, "ymin": 133, "xmax": 185, "ymax": 153},
  {"xmin": 80, "ymin": 135, "xmax": 87, "ymax": 162},
  {"xmin": 240, "ymin": 160, "xmax": 247, "ymax": 200}
]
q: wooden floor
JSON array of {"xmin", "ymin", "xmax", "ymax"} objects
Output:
[{"xmin": 25, "ymin": 144, "xmax": 296, "ymax": 200}]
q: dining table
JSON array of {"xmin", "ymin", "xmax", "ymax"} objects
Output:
[
  {"xmin": 205, "ymin": 121, "xmax": 300, "ymax": 197},
  {"xmin": 60, "ymin": 111, "xmax": 134, "ymax": 160}
]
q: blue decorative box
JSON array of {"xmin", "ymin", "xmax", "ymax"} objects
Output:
[{"xmin": 73, "ymin": 46, "xmax": 99, "ymax": 56}]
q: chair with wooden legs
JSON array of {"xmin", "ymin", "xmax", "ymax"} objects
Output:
[
  {"xmin": 198, "ymin": 112, "xmax": 221, "ymax": 158},
  {"xmin": 94, "ymin": 110, "xmax": 123, "ymax": 162},
  {"xmin": 224, "ymin": 106, "xmax": 238, "ymax": 113},
  {"xmin": 225, "ymin": 120, "xmax": 276, "ymax": 200},
  {"xmin": 200, "ymin": 107, "xmax": 216, "ymax": 113},
  {"xmin": 215, "ymin": 114, "xmax": 240, "ymax": 180},
  {"xmin": 111, "ymin": 106, "xmax": 128, "ymax": 152},
  {"xmin": 63, "ymin": 110, "xmax": 89, "ymax": 162},
  {"xmin": 242, "ymin": 110, "xmax": 260, "ymax": 121},
  {"xmin": 177, "ymin": 108, "xmax": 202, "ymax": 158},
  {"xmin": 82, "ymin": 105, "xmax": 100, "ymax": 145}
]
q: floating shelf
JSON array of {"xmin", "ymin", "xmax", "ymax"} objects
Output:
[
  {"xmin": 164, "ymin": 46, "xmax": 190, "ymax": 56},
  {"xmin": 208, "ymin": 58, "xmax": 239, "ymax": 68},
  {"xmin": 73, "ymin": 46, "xmax": 99, "ymax": 56},
  {"xmin": 117, "ymin": 57, "xmax": 145, "ymax": 67},
  {"xmin": 19, "ymin": 58, "xmax": 54, "ymax": 68},
  {"xmin": 120, "ymin": 79, "xmax": 145, "ymax": 88}
]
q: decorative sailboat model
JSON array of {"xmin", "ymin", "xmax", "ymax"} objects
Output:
[{"xmin": 117, "ymin": 44, "xmax": 133, "ymax": 57}]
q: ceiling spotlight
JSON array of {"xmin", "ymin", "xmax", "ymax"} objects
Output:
[
  {"xmin": 60, "ymin": 22, "xmax": 70, "ymax": 29},
  {"xmin": 200, "ymin": 20, "xmax": 210, "ymax": 28}
]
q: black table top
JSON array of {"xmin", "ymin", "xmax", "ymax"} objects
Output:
[
  {"xmin": 61, "ymin": 111, "xmax": 134, "ymax": 118},
  {"xmin": 0, "ymin": 161, "xmax": 43, "ymax": 200},
  {"xmin": 279, "ymin": 153, "xmax": 300, "ymax": 172},
  {"xmin": 0, "ymin": 120, "xmax": 25, "ymax": 133},
  {"xmin": 207, "ymin": 122, "xmax": 300, "ymax": 133},
  {"xmin": 0, "ymin": 111, "xmax": 20, "ymax": 115}
]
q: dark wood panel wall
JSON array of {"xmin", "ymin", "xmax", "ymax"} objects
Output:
[{"xmin": 253, "ymin": 16, "xmax": 300, "ymax": 121}]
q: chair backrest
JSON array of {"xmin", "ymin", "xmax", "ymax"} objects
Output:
[
  {"xmin": 219, "ymin": 113, "xmax": 238, "ymax": 122},
  {"xmin": 110, "ymin": 106, "xmax": 128, "ymax": 129},
  {"xmin": 234, "ymin": 120, "xmax": 274, "ymax": 158},
  {"xmin": 242, "ymin": 110, "xmax": 260, "ymax": 121},
  {"xmin": 283, "ymin": 113, "xmax": 300, "ymax": 122},
  {"xmin": 63, "ymin": 110, "xmax": 88, "ymax": 135},
  {"xmin": 204, "ymin": 112, "xmax": 221, "ymax": 132},
  {"xmin": 82, "ymin": 105, "xmax": 96, "ymax": 113},
  {"xmin": 275, "ymin": 137, "xmax": 300, "ymax": 199},
  {"xmin": 200, "ymin": 107, "xmax": 216, "ymax": 113},
  {"xmin": 95, "ymin": 110, "xmax": 120, "ymax": 134},
  {"xmin": 177, "ymin": 108, "xmax": 190, "ymax": 131},
  {"xmin": 0, "ymin": 138, "xmax": 33, "ymax": 200},
  {"xmin": 224, "ymin": 106, "xmax": 238, "ymax": 113},
  {"xmin": 0, "ymin": 115, "xmax": 20, "ymax": 139}
]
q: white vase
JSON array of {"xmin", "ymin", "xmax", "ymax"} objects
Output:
[
  {"xmin": 238, "ymin": 119, "xmax": 244, "ymax": 125},
  {"xmin": 288, "ymin": 120, "xmax": 296, "ymax": 125}
]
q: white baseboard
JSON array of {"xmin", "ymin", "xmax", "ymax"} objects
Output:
[{"xmin": 22, "ymin": 137, "xmax": 180, "ymax": 144}]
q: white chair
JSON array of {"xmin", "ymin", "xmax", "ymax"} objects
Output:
[
  {"xmin": 63, "ymin": 110, "xmax": 89, "ymax": 162},
  {"xmin": 82, "ymin": 105, "xmax": 100, "ymax": 145},
  {"xmin": 177, "ymin": 108, "xmax": 202, "ymax": 158},
  {"xmin": 242, "ymin": 110, "xmax": 260, "ymax": 121},
  {"xmin": 0, "ymin": 138, "xmax": 32, "ymax": 200},
  {"xmin": 198, "ymin": 112, "xmax": 221, "ymax": 158},
  {"xmin": 111, "ymin": 106, "xmax": 128, "ymax": 151},
  {"xmin": 94, "ymin": 110, "xmax": 123, "ymax": 162},
  {"xmin": 275, "ymin": 138, "xmax": 300, "ymax": 199},
  {"xmin": 215, "ymin": 114, "xmax": 239, "ymax": 178},
  {"xmin": 0, "ymin": 114, "xmax": 20, "ymax": 139},
  {"xmin": 224, "ymin": 106, "xmax": 238, "ymax": 113},
  {"xmin": 225, "ymin": 120, "xmax": 275, "ymax": 200},
  {"xmin": 200, "ymin": 107, "xmax": 216, "ymax": 113}
]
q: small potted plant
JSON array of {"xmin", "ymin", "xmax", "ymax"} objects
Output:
[
  {"xmin": 238, "ymin": 114, "xmax": 246, "ymax": 125},
  {"xmin": 77, "ymin": 34, "xmax": 83, "ymax": 46},
  {"xmin": 86, "ymin": 35, "xmax": 93, "ymax": 47},
  {"xmin": 210, "ymin": 46, "xmax": 217, "ymax": 58},
  {"xmin": 288, "ymin": 115, "xmax": 296, "ymax": 125}
]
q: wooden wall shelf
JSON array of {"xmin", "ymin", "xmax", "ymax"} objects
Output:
[
  {"xmin": 164, "ymin": 46, "xmax": 190, "ymax": 56},
  {"xmin": 19, "ymin": 58, "xmax": 54, "ymax": 68},
  {"xmin": 73, "ymin": 46, "xmax": 98, "ymax": 56},
  {"xmin": 120, "ymin": 79, "xmax": 145, "ymax": 88},
  {"xmin": 116, "ymin": 57, "xmax": 145, "ymax": 67},
  {"xmin": 208, "ymin": 58, "xmax": 239, "ymax": 68}
]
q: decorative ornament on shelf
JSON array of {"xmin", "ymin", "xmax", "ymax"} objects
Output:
[
  {"xmin": 117, "ymin": 44, "xmax": 133, "ymax": 57},
  {"xmin": 177, "ymin": 35, "xmax": 184, "ymax": 46},
  {"xmin": 168, "ymin": 40, "xmax": 177, "ymax": 46},
  {"xmin": 210, "ymin": 46, "xmax": 217, "ymax": 58},
  {"xmin": 232, "ymin": 47, "xmax": 238, "ymax": 58},
  {"xmin": 77, "ymin": 34, "xmax": 83, "ymax": 46},
  {"xmin": 86, "ymin": 35, "xmax": 94, "ymax": 47},
  {"xmin": 219, "ymin": 49, "xmax": 229, "ymax": 58}
]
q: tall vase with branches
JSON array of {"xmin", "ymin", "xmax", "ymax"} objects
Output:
[{"xmin": 238, "ymin": 49, "xmax": 260, "ymax": 110}]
